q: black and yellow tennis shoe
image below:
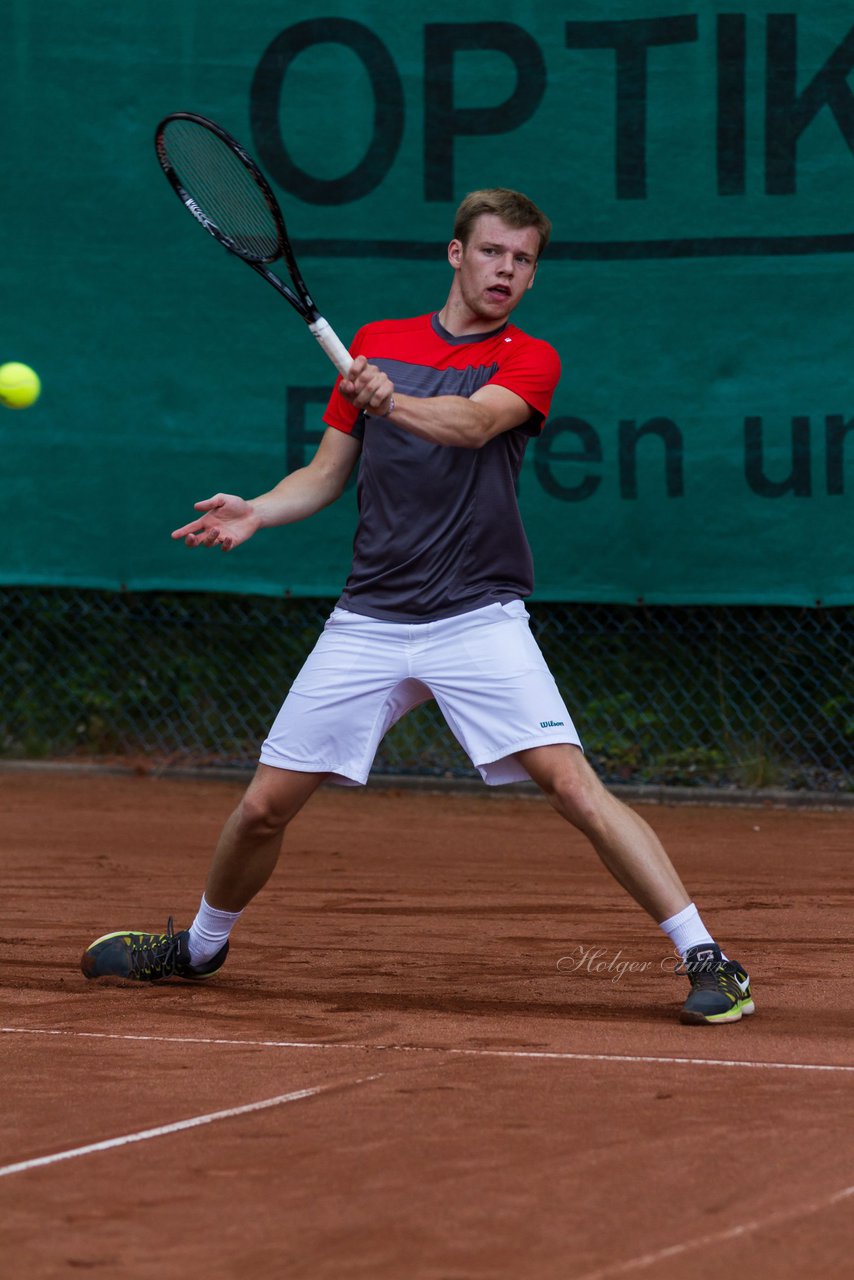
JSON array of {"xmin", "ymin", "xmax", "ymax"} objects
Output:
[
  {"xmin": 679, "ymin": 944, "xmax": 754, "ymax": 1025},
  {"xmin": 81, "ymin": 917, "xmax": 228, "ymax": 982}
]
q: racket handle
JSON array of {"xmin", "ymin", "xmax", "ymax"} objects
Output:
[{"xmin": 309, "ymin": 318, "xmax": 353, "ymax": 378}]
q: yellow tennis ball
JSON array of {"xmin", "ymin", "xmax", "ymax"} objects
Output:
[{"xmin": 0, "ymin": 362, "xmax": 41, "ymax": 409}]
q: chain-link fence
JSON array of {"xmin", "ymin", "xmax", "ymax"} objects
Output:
[{"xmin": 3, "ymin": 586, "xmax": 852, "ymax": 792}]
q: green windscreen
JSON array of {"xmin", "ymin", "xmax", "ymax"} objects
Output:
[{"xmin": 2, "ymin": 2, "xmax": 852, "ymax": 604}]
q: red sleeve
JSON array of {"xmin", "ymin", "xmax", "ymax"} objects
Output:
[
  {"xmin": 322, "ymin": 326, "xmax": 367, "ymax": 435},
  {"xmin": 487, "ymin": 333, "xmax": 562, "ymax": 427}
]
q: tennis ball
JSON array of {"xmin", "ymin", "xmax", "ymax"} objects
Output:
[{"xmin": 0, "ymin": 362, "xmax": 41, "ymax": 409}]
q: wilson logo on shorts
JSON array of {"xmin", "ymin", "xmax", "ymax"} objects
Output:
[{"xmin": 540, "ymin": 719, "xmax": 565, "ymax": 728}]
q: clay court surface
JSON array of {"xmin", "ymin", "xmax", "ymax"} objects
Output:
[{"xmin": 1, "ymin": 769, "xmax": 852, "ymax": 1278}]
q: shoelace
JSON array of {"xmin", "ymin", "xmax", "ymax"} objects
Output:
[
  {"xmin": 686, "ymin": 960, "xmax": 744, "ymax": 1000},
  {"xmin": 689, "ymin": 963, "xmax": 728, "ymax": 991},
  {"xmin": 128, "ymin": 917, "xmax": 181, "ymax": 978},
  {"xmin": 675, "ymin": 952, "xmax": 727, "ymax": 989}
]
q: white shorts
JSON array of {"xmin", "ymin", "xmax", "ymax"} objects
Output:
[{"xmin": 259, "ymin": 600, "xmax": 581, "ymax": 786}]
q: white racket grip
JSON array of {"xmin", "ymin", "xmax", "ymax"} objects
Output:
[{"xmin": 309, "ymin": 317, "xmax": 353, "ymax": 378}]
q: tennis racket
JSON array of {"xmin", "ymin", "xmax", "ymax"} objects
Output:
[{"xmin": 154, "ymin": 112, "xmax": 353, "ymax": 377}]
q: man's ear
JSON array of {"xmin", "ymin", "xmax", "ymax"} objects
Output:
[
  {"xmin": 448, "ymin": 238, "xmax": 464, "ymax": 269},
  {"xmin": 526, "ymin": 261, "xmax": 539, "ymax": 291}
]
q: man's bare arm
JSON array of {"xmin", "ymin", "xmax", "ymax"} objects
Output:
[
  {"xmin": 340, "ymin": 356, "xmax": 533, "ymax": 449},
  {"xmin": 171, "ymin": 426, "xmax": 361, "ymax": 551}
]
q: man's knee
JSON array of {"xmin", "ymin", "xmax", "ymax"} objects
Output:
[
  {"xmin": 552, "ymin": 775, "xmax": 609, "ymax": 834},
  {"xmin": 524, "ymin": 747, "xmax": 611, "ymax": 833},
  {"xmin": 236, "ymin": 768, "xmax": 320, "ymax": 838},
  {"xmin": 235, "ymin": 790, "xmax": 287, "ymax": 840}
]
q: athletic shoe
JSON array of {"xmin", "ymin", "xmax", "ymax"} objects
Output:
[
  {"xmin": 80, "ymin": 917, "xmax": 228, "ymax": 982},
  {"xmin": 679, "ymin": 943, "xmax": 754, "ymax": 1025}
]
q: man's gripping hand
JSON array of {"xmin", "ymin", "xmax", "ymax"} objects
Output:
[
  {"xmin": 171, "ymin": 494, "xmax": 261, "ymax": 552},
  {"xmin": 338, "ymin": 354, "xmax": 394, "ymax": 418}
]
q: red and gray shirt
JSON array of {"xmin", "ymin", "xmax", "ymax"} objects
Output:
[{"xmin": 323, "ymin": 311, "xmax": 561, "ymax": 622}]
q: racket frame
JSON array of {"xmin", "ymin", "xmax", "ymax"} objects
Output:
[{"xmin": 154, "ymin": 111, "xmax": 353, "ymax": 376}]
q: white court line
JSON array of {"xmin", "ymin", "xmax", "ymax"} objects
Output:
[
  {"xmin": 3, "ymin": 1026, "xmax": 852, "ymax": 1074},
  {"xmin": 572, "ymin": 1183, "xmax": 854, "ymax": 1280},
  {"xmin": 0, "ymin": 1073, "xmax": 380, "ymax": 1180}
]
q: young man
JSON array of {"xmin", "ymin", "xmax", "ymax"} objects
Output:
[{"xmin": 81, "ymin": 189, "xmax": 754, "ymax": 1026}]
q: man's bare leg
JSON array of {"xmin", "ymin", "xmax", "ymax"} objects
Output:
[
  {"xmin": 203, "ymin": 764, "xmax": 327, "ymax": 911},
  {"xmin": 80, "ymin": 763, "xmax": 326, "ymax": 981},
  {"xmin": 516, "ymin": 744, "xmax": 754, "ymax": 1024},
  {"xmin": 516, "ymin": 744, "xmax": 689, "ymax": 922}
]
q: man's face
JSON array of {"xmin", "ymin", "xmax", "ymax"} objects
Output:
[{"xmin": 448, "ymin": 214, "xmax": 540, "ymax": 325}]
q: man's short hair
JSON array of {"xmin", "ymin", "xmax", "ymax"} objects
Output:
[{"xmin": 453, "ymin": 188, "xmax": 552, "ymax": 258}]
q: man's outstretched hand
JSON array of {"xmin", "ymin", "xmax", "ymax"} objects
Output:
[{"xmin": 171, "ymin": 494, "xmax": 260, "ymax": 551}]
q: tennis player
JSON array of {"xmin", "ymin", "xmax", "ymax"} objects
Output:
[{"xmin": 82, "ymin": 189, "xmax": 754, "ymax": 1025}]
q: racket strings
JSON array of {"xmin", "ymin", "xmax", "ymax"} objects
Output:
[{"xmin": 161, "ymin": 120, "xmax": 280, "ymax": 262}]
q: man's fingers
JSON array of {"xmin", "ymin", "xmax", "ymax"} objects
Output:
[
  {"xmin": 171, "ymin": 518, "xmax": 206, "ymax": 539},
  {"xmin": 178, "ymin": 527, "xmax": 233, "ymax": 550},
  {"xmin": 355, "ymin": 377, "xmax": 393, "ymax": 410},
  {"xmin": 369, "ymin": 386, "xmax": 391, "ymax": 410},
  {"xmin": 172, "ymin": 495, "xmax": 237, "ymax": 540},
  {"xmin": 172, "ymin": 518, "xmax": 225, "ymax": 544},
  {"xmin": 339, "ymin": 358, "xmax": 393, "ymax": 412}
]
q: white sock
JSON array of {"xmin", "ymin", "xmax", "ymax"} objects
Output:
[
  {"xmin": 188, "ymin": 895, "xmax": 243, "ymax": 965},
  {"xmin": 658, "ymin": 902, "xmax": 718, "ymax": 960}
]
